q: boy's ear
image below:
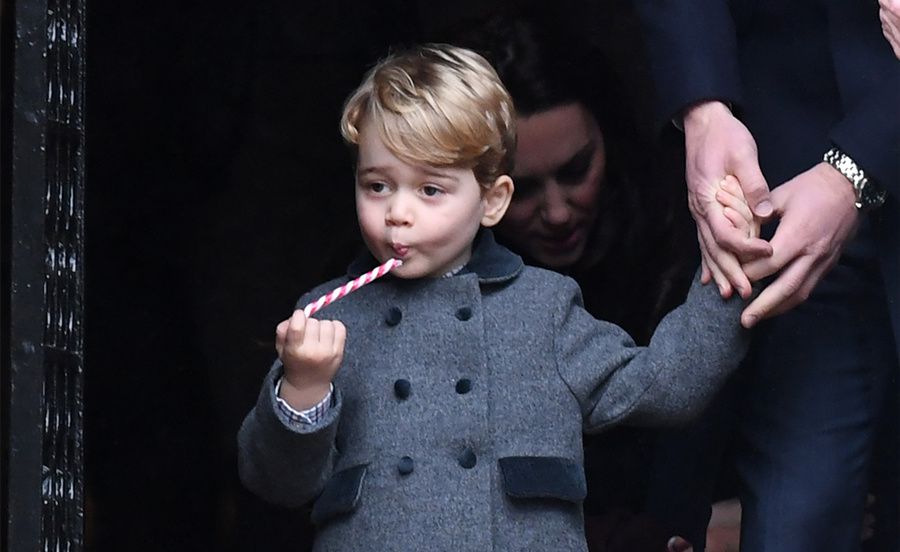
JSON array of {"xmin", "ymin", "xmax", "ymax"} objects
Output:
[{"xmin": 481, "ymin": 175, "xmax": 514, "ymax": 227}]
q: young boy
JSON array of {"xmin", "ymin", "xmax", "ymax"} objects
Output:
[{"xmin": 238, "ymin": 44, "xmax": 757, "ymax": 552}]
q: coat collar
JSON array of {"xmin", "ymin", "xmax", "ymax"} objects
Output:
[{"xmin": 346, "ymin": 229, "xmax": 524, "ymax": 284}]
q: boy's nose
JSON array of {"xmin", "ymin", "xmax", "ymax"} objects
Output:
[{"xmin": 385, "ymin": 195, "xmax": 414, "ymax": 226}]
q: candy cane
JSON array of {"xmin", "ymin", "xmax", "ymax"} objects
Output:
[{"xmin": 302, "ymin": 258, "xmax": 403, "ymax": 317}]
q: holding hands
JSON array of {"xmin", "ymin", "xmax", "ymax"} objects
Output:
[
  {"xmin": 682, "ymin": 102, "xmax": 773, "ymax": 299},
  {"xmin": 739, "ymin": 163, "xmax": 858, "ymax": 327},
  {"xmin": 275, "ymin": 310, "xmax": 346, "ymax": 410},
  {"xmin": 715, "ymin": 175, "xmax": 760, "ymax": 243},
  {"xmin": 684, "ymin": 101, "xmax": 862, "ymax": 329}
]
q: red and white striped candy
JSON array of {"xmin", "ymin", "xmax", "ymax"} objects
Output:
[{"xmin": 302, "ymin": 258, "xmax": 403, "ymax": 317}]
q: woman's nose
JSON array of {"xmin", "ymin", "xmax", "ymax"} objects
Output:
[{"xmin": 541, "ymin": 182, "xmax": 572, "ymax": 226}]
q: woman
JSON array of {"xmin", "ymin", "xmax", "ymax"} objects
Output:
[
  {"xmin": 457, "ymin": 11, "xmax": 695, "ymax": 345},
  {"xmin": 453, "ymin": 10, "xmax": 700, "ymax": 551}
]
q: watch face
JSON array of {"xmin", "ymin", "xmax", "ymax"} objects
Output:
[{"xmin": 858, "ymin": 180, "xmax": 887, "ymax": 211}]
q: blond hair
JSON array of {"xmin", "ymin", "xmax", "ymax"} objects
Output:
[{"xmin": 340, "ymin": 44, "xmax": 516, "ymax": 187}]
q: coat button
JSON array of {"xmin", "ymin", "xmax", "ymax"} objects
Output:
[
  {"xmin": 394, "ymin": 379, "xmax": 411, "ymax": 400},
  {"xmin": 455, "ymin": 307, "xmax": 472, "ymax": 321},
  {"xmin": 398, "ymin": 456, "xmax": 414, "ymax": 475},
  {"xmin": 455, "ymin": 378, "xmax": 472, "ymax": 394},
  {"xmin": 458, "ymin": 448, "xmax": 477, "ymax": 469},
  {"xmin": 385, "ymin": 307, "xmax": 402, "ymax": 326}
]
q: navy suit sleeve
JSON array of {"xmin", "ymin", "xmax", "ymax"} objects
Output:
[
  {"xmin": 634, "ymin": 0, "xmax": 744, "ymax": 129},
  {"xmin": 830, "ymin": 71, "xmax": 900, "ymax": 201}
]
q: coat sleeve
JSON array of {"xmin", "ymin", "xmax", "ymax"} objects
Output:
[
  {"xmin": 633, "ymin": 0, "xmax": 743, "ymax": 129},
  {"xmin": 237, "ymin": 361, "xmax": 342, "ymax": 507},
  {"xmin": 236, "ymin": 284, "xmax": 347, "ymax": 507},
  {"xmin": 552, "ymin": 272, "xmax": 749, "ymax": 432}
]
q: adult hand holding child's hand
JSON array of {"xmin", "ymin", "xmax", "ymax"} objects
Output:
[
  {"xmin": 275, "ymin": 310, "xmax": 346, "ymax": 410},
  {"xmin": 682, "ymin": 101, "xmax": 773, "ymax": 299}
]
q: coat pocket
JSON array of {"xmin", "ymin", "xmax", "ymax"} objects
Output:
[
  {"xmin": 310, "ymin": 464, "xmax": 368, "ymax": 525},
  {"xmin": 498, "ymin": 456, "xmax": 586, "ymax": 503}
]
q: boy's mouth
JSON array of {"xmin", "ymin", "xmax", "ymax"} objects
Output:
[{"xmin": 390, "ymin": 243, "xmax": 410, "ymax": 257}]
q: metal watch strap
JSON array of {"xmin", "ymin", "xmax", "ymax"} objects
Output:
[{"xmin": 823, "ymin": 147, "xmax": 886, "ymax": 210}]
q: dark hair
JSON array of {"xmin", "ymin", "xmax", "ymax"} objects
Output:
[
  {"xmin": 450, "ymin": 10, "xmax": 696, "ymax": 343},
  {"xmin": 467, "ymin": 17, "xmax": 585, "ymax": 115},
  {"xmin": 451, "ymin": 10, "xmax": 644, "ymax": 206},
  {"xmin": 451, "ymin": 10, "xmax": 630, "ymax": 134}
]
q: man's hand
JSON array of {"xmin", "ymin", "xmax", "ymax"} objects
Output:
[
  {"xmin": 740, "ymin": 162, "xmax": 860, "ymax": 328},
  {"xmin": 880, "ymin": 0, "xmax": 900, "ymax": 59},
  {"xmin": 275, "ymin": 310, "xmax": 346, "ymax": 410},
  {"xmin": 682, "ymin": 101, "xmax": 774, "ymax": 298}
]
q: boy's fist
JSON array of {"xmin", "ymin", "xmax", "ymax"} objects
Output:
[{"xmin": 275, "ymin": 310, "xmax": 346, "ymax": 410}]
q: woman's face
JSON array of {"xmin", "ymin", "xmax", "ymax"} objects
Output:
[{"xmin": 501, "ymin": 102, "xmax": 606, "ymax": 269}]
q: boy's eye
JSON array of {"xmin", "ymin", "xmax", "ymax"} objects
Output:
[
  {"xmin": 368, "ymin": 182, "xmax": 387, "ymax": 193},
  {"xmin": 422, "ymin": 185, "xmax": 443, "ymax": 197}
]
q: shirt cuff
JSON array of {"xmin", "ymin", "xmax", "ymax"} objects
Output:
[{"xmin": 274, "ymin": 377, "xmax": 334, "ymax": 426}]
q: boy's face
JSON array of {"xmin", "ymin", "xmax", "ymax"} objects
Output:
[{"xmin": 355, "ymin": 122, "xmax": 498, "ymax": 279}]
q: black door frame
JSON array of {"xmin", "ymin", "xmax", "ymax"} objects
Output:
[{"xmin": 2, "ymin": 1, "xmax": 86, "ymax": 550}]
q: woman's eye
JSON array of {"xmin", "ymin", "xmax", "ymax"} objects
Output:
[
  {"xmin": 368, "ymin": 182, "xmax": 387, "ymax": 193},
  {"xmin": 512, "ymin": 177, "xmax": 542, "ymax": 198},
  {"xmin": 555, "ymin": 143, "xmax": 598, "ymax": 184},
  {"xmin": 422, "ymin": 185, "xmax": 442, "ymax": 197},
  {"xmin": 556, "ymin": 156, "xmax": 592, "ymax": 183}
]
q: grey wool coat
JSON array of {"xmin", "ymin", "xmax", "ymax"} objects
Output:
[{"xmin": 238, "ymin": 230, "xmax": 749, "ymax": 552}]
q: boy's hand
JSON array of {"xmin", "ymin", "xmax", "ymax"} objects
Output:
[
  {"xmin": 701, "ymin": 175, "xmax": 763, "ymax": 297},
  {"xmin": 682, "ymin": 102, "xmax": 773, "ymax": 299},
  {"xmin": 714, "ymin": 175, "xmax": 761, "ymax": 246},
  {"xmin": 275, "ymin": 310, "xmax": 346, "ymax": 410}
]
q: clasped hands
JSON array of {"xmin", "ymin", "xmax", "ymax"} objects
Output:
[{"xmin": 683, "ymin": 102, "xmax": 860, "ymax": 328}]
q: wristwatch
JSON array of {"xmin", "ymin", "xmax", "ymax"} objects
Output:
[{"xmin": 823, "ymin": 147, "xmax": 886, "ymax": 211}]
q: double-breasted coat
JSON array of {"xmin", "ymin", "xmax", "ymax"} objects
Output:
[{"xmin": 238, "ymin": 231, "xmax": 748, "ymax": 552}]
